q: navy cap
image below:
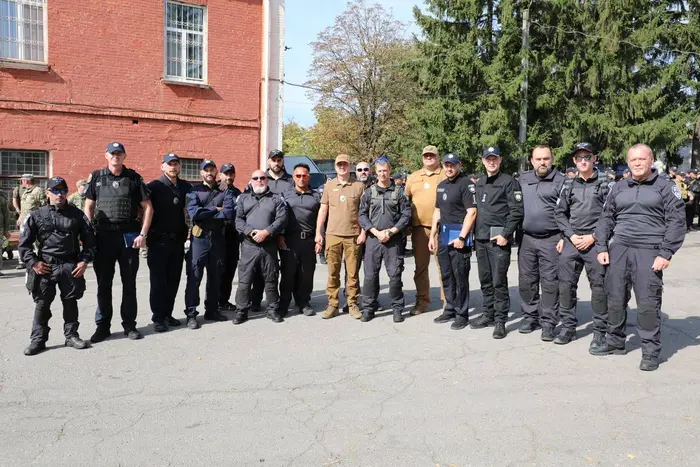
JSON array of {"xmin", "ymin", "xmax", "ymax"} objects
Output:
[
  {"xmin": 442, "ymin": 153, "xmax": 460, "ymax": 164},
  {"xmin": 162, "ymin": 153, "xmax": 180, "ymax": 164},
  {"xmin": 573, "ymin": 142, "xmax": 594, "ymax": 154},
  {"xmin": 482, "ymin": 146, "xmax": 501, "ymax": 157},
  {"xmin": 670, "ymin": 166, "xmax": 678, "ymax": 172},
  {"xmin": 605, "ymin": 168, "xmax": 616, "ymax": 176},
  {"xmin": 220, "ymin": 163, "xmax": 235, "ymax": 173},
  {"xmin": 566, "ymin": 167, "xmax": 577, "ymax": 174},
  {"xmin": 691, "ymin": 168, "xmax": 698, "ymax": 174},
  {"xmin": 106, "ymin": 142, "xmax": 126, "ymax": 153},
  {"xmin": 47, "ymin": 176, "xmax": 68, "ymax": 190},
  {"xmin": 513, "ymin": 172, "xmax": 519, "ymax": 177},
  {"xmin": 200, "ymin": 159, "xmax": 216, "ymax": 170},
  {"xmin": 268, "ymin": 149, "xmax": 284, "ymax": 159},
  {"xmin": 623, "ymin": 167, "xmax": 631, "ymax": 174}
]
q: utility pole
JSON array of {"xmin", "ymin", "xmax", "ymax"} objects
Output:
[{"xmin": 518, "ymin": 6, "xmax": 530, "ymax": 173}]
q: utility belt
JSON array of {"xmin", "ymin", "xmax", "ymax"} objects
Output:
[
  {"xmin": 523, "ymin": 230, "xmax": 560, "ymax": 239},
  {"xmin": 40, "ymin": 255, "xmax": 78, "ymax": 265},
  {"xmin": 286, "ymin": 231, "xmax": 314, "ymax": 240},
  {"xmin": 191, "ymin": 224, "xmax": 224, "ymax": 238}
]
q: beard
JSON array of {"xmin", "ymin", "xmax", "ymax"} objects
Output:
[
  {"xmin": 253, "ymin": 185, "xmax": 267, "ymax": 194},
  {"xmin": 535, "ymin": 166, "xmax": 551, "ymax": 176},
  {"xmin": 270, "ymin": 165, "xmax": 282, "ymax": 174}
]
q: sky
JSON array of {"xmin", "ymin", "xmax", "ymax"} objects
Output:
[{"xmin": 283, "ymin": 0, "xmax": 421, "ymax": 127}]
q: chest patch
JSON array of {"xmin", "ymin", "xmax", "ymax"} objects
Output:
[
  {"xmin": 424, "ymin": 182, "xmax": 430, "ymax": 189},
  {"xmin": 339, "ymin": 195, "xmax": 346, "ymax": 202},
  {"xmin": 112, "ymin": 181, "xmax": 119, "ymax": 189},
  {"xmin": 173, "ymin": 197, "xmax": 179, "ymax": 204}
]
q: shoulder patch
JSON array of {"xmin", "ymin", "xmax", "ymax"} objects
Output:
[
  {"xmin": 514, "ymin": 191, "xmax": 522, "ymax": 202},
  {"xmin": 672, "ymin": 184, "xmax": 682, "ymax": 200},
  {"xmin": 468, "ymin": 184, "xmax": 476, "ymax": 193}
]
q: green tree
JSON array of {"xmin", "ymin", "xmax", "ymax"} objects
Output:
[{"xmin": 282, "ymin": 120, "xmax": 314, "ymax": 155}]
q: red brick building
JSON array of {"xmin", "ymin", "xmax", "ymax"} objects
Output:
[{"xmin": 0, "ymin": 0, "xmax": 285, "ymax": 213}]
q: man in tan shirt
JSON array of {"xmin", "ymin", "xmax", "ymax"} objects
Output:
[
  {"xmin": 315, "ymin": 154, "xmax": 367, "ymax": 319},
  {"xmin": 405, "ymin": 145, "xmax": 448, "ymax": 314}
]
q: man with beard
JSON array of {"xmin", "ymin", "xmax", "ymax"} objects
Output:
[
  {"xmin": 429, "ymin": 153, "xmax": 477, "ymax": 330},
  {"xmin": 19, "ymin": 177, "xmax": 95, "ymax": 355},
  {"xmin": 555, "ymin": 143, "xmax": 610, "ymax": 348},
  {"xmin": 405, "ymin": 145, "xmax": 447, "ymax": 315},
  {"xmin": 183, "ymin": 160, "xmax": 235, "ymax": 329},
  {"xmin": 517, "ymin": 145, "xmax": 566, "ymax": 341},
  {"xmin": 232, "ymin": 170, "xmax": 288, "ymax": 324},
  {"xmin": 470, "ymin": 147, "xmax": 523, "ymax": 339},
  {"xmin": 218, "ymin": 163, "xmax": 242, "ymax": 313},
  {"xmin": 146, "ymin": 154, "xmax": 192, "ymax": 332},
  {"xmin": 595, "ymin": 144, "xmax": 686, "ymax": 371},
  {"xmin": 279, "ymin": 164, "xmax": 321, "ymax": 317},
  {"xmin": 68, "ymin": 179, "xmax": 89, "ymax": 211},
  {"xmin": 355, "ymin": 161, "xmax": 373, "ymax": 186}
]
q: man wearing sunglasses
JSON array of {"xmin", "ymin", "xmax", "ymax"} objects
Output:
[
  {"xmin": 19, "ymin": 176, "xmax": 96, "ymax": 356},
  {"xmin": 355, "ymin": 161, "xmax": 373, "ymax": 186},
  {"xmin": 405, "ymin": 145, "xmax": 447, "ymax": 315},
  {"xmin": 232, "ymin": 170, "xmax": 288, "ymax": 324},
  {"xmin": 555, "ymin": 142, "xmax": 611, "ymax": 348},
  {"xmin": 279, "ymin": 164, "xmax": 322, "ymax": 317}
]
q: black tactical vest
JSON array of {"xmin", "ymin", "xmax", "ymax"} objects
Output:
[
  {"xmin": 37, "ymin": 206, "xmax": 82, "ymax": 258},
  {"xmin": 94, "ymin": 169, "xmax": 137, "ymax": 231}
]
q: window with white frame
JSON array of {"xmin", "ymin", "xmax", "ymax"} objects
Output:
[
  {"xmin": 179, "ymin": 158, "xmax": 203, "ymax": 182},
  {"xmin": 0, "ymin": 0, "xmax": 47, "ymax": 63},
  {"xmin": 164, "ymin": 1, "xmax": 206, "ymax": 83},
  {"xmin": 0, "ymin": 149, "xmax": 49, "ymax": 231}
]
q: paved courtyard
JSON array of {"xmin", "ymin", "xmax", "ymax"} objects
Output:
[{"xmin": 1, "ymin": 234, "xmax": 700, "ymax": 466}]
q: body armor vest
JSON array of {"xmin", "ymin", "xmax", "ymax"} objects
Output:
[
  {"xmin": 94, "ymin": 169, "xmax": 137, "ymax": 231},
  {"xmin": 38, "ymin": 207, "xmax": 81, "ymax": 258}
]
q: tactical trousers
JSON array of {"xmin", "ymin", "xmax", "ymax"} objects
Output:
[
  {"xmin": 475, "ymin": 239, "xmax": 512, "ymax": 323},
  {"xmin": 325, "ymin": 234, "xmax": 361, "ymax": 309},
  {"xmin": 518, "ymin": 233, "xmax": 560, "ymax": 328},
  {"xmin": 605, "ymin": 243, "xmax": 663, "ymax": 357},
  {"xmin": 184, "ymin": 233, "xmax": 224, "ymax": 316},
  {"xmin": 279, "ymin": 233, "xmax": 317, "ymax": 313},
  {"xmin": 362, "ymin": 236, "xmax": 405, "ymax": 313},
  {"xmin": 30, "ymin": 262, "xmax": 86, "ymax": 343},
  {"xmin": 235, "ymin": 240, "xmax": 280, "ymax": 314},
  {"xmin": 558, "ymin": 240, "xmax": 608, "ymax": 333},
  {"xmin": 437, "ymin": 244, "xmax": 471, "ymax": 318},
  {"xmin": 147, "ymin": 237, "xmax": 185, "ymax": 323},
  {"xmin": 219, "ymin": 229, "xmax": 240, "ymax": 306},
  {"xmin": 94, "ymin": 231, "xmax": 140, "ymax": 331},
  {"xmin": 411, "ymin": 226, "xmax": 444, "ymax": 306},
  {"xmin": 685, "ymin": 203, "xmax": 695, "ymax": 230}
]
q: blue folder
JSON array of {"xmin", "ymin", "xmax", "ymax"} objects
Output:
[
  {"xmin": 440, "ymin": 224, "xmax": 472, "ymax": 248},
  {"xmin": 123, "ymin": 232, "xmax": 139, "ymax": 248}
]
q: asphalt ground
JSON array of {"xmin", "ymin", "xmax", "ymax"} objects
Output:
[{"xmin": 1, "ymin": 234, "xmax": 700, "ymax": 466}]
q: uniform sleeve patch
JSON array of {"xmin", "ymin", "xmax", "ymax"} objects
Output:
[
  {"xmin": 468, "ymin": 184, "xmax": 476, "ymax": 193},
  {"xmin": 672, "ymin": 184, "xmax": 682, "ymax": 200},
  {"xmin": 514, "ymin": 191, "xmax": 522, "ymax": 202}
]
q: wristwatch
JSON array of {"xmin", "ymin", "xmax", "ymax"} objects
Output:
[
  {"xmin": 138, "ymin": 233, "xmax": 147, "ymax": 239},
  {"xmin": 458, "ymin": 236, "xmax": 466, "ymax": 242}
]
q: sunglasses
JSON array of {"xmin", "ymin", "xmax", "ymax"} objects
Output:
[
  {"xmin": 356, "ymin": 168, "xmax": 370, "ymax": 172},
  {"xmin": 49, "ymin": 188, "xmax": 68, "ymax": 195},
  {"xmin": 251, "ymin": 176, "xmax": 267, "ymax": 181},
  {"xmin": 294, "ymin": 174, "xmax": 309, "ymax": 179},
  {"xmin": 574, "ymin": 154, "xmax": 593, "ymax": 161}
]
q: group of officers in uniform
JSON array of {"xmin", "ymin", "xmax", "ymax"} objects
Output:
[{"xmin": 16, "ymin": 140, "xmax": 686, "ymax": 372}]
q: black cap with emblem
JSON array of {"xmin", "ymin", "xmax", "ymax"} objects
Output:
[
  {"xmin": 106, "ymin": 142, "xmax": 126, "ymax": 154},
  {"xmin": 47, "ymin": 176, "xmax": 68, "ymax": 190}
]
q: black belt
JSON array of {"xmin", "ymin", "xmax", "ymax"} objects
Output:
[
  {"xmin": 523, "ymin": 231, "xmax": 560, "ymax": 239},
  {"xmin": 41, "ymin": 256, "xmax": 76, "ymax": 265},
  {"xmin": 288, "ymin": 231, "xmax": 314, "ymax": 240}
]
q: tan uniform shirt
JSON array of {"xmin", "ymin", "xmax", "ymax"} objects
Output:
[
  {"xmin": 320, "ymin": 178, "xmax": 365, "ymax": 236},
  {"xmin": 19, "ymin": 185, "xmax": 47, "ymax": 223},
  {"xmin": 405, "ymin": 167, "xmax": 448, "ymax": 227}
]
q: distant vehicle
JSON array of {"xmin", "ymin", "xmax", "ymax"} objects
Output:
[{"xmin": 284, "ymin": 156, "xmax": 327, "ymax": 191}]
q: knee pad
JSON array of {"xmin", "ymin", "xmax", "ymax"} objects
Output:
[
  {"xmin": 559, "ymin": 282, "xmax": 576, "ymax": 308},
  {"xmin": 636, "ymin": 306, "xmax": 659, "ymax": 331}
]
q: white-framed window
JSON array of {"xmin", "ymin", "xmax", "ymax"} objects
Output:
[
  {"xmin": 0, "ymin": 0, "xmax": 47, "ymax": 63},
  {"xmin": 164, "ymin": 1, "xmax": 207, "ymax": 83},
  {"xmin": 0, "ymin": 149, "xmax": 49, "ymax": 232},
  {"xmin": 179, "ymin": 157, "xmax": 203, "ymax": 182}
]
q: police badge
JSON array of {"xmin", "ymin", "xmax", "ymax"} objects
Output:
[{"xmin": 514, "ymin": 191, "xmax": 522, "ymax": 202}]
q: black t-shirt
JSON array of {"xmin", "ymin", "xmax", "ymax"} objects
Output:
[
  {"xmin": 147, "ymin": 175, "xmax": 192, "ymax": 240},
  {"xmin": 435, "ymin": 174, "xmax": 477, "ymax": 224}
]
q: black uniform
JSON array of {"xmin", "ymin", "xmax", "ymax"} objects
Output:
[
  {"xmin": 219, "ymin": 181, "xmax": 242, "ymax": 310},
  {"xmin": 473, "ymin": 172, "xmax": 524, "ymax": 324},
  {"xmin": 234, "ymin": 187, "xmax": 288, "ymax": 322},
  {"xmin": 358, "ymin": 182, "xmax": 411, "ymax": 320},
  {"xmin": 249, "ymin": 170, "xmax": 294, "ymax": 309},
  {"xmin": 146, "ymin": 175, "xmax": 192, "ymax": 324},
  {"xmin": 184, "ymin": 183, "xmax": 235, "ymax": 318},
  {"xmin": 690, "ymin": 178, "xmax": 700, "ymax": 228},
  {"xmin": 435, "ymin": 174, "xmax": 477, "ymax": 321},
  {"xmin": 517, "ymin": 169, "xmax": 566, "ymax": 331},
  {"xmin": 555, "ymin": 171, "xmax": 610, "ymax": 336},
  {"xmin": 595, "ymin": 170, "xmax": 686, "ymax": 358},
  {"xmin": 19, "ymin": 204, "xmax": 95, "ymax": 345},
  {"xmin": 86, "ymin": 167, "xmax": 149, "ymax": 334},
  {"xmin": 279, "ymin": 187, "xmax": 321, "ymax": 315}
]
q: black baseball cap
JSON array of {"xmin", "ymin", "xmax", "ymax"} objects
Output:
[
  {"xmin": 573, "ymin": 142, "xmax": 594, "ymax": 155},
  {"xmin": 443, "ymin": 153, "xmax": 460, "ymax": 164},
  {"xmin": 106, "ymin": 142, "xmax": 126, "ymax": 153},
  {"xmin": 482, "ymin": 146, "xmax": 501, "ymax": 157},
  {"xmin": 47, "ymin": 176, "xmax": 68, "ymax": 190},
  {"xmin": 691, "ymin": 168, "xmax": 698, "ymax": 174},
  {"xmin": 162, "ymin": 153, "xmax": 180, "ymax": 164},
  {"xmin": 670, "ymin": 166, "xmax": 678, "ymax": 172},
  {"xmin": 566, "ymin": 167, "xmax": 577, "ymax": 174},
  {"xmin": 605, "ymin": 168, "xmax": 616, "ymax": 176},
  {"xmin": 268, "ymin": 149, "xmax": 284, "ymax": 159},
  {"xmin": 220, "ymin": 163, "xmax": 236, "ymax": 174},
  {"xmin": 200, "ymin": 160, "xmax": 216, "ymax": 170}
]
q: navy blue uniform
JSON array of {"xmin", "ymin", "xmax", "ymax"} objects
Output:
[
  {"xmin": 279, "ymin": 187, "xmax": 321, "ymax": 315},
  {"xmin": 218, "ymin": 181, "xmax": 242, "ymax": 310},
  {"xmin": 85, "ymin": 167, "xmax": 149, "ymax": 333},
  {"xmin": 595, "ymin": 170, "xmax": 686, "ymax": 357},
  {"xmin": 517, "ymin": 169, "xmax": 565, "ymax": 331},
  {"xmin": 184, "ymin": 183, "xmax": 235, "ymax": 317},
  {"xmin": 19, "ymin": 204, "xmax": 95, "ymax": 344},
  {"xmin": 146, "ymin": 175, "xmax": 192, "ymax": 324},
  {"xmin": 435, "ymin": 174, "xmax": 477, "ymax": 320}
]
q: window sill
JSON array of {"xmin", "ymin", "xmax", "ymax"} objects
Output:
[
  {"xmin": 162, "ymin": 78, "xmax": 210, "ymax": 89},
  {"xmin": 0, "ymin": 59, "xmax": 49, "ymax": 72}
]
